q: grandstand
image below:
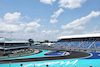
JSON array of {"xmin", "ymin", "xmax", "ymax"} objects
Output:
[
  {"xmin": 52, "ymin": 34, "xmax": 100, "ymax": 52},
  {"xmin": 0, "ymin": 37, "xmax": 30, "ymax": 56}
]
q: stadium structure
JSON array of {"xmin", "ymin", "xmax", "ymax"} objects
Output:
[
  {"xmin": 0, "ymin": 37, "xmax": 32, "ymax": 56},
  {"xmin": 0, "ymin": 34, "xmax": 100, "ymax": 67},
  {"xmin": 51, "ymin": 33, "xmax": 100, "ymax": 59}
]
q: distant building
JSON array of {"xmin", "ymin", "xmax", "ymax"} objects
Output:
[{"xmin": 0, "ymin": 37, "xmax": 30, "ymax": 56}]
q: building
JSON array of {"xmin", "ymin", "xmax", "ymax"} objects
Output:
[
  {"xmin": 0, "ymin": 37, "xmax": 30, "ymax": 56},
  {"xmin": 52, "ymin": 33, "xmax": 100, "ymax": 51}
]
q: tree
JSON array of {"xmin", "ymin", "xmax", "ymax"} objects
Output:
[{"xmin": 44, "ymin": 40, "xmax": 49, "ymax": 43}]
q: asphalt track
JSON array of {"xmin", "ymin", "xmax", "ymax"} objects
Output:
[{"xmin": 0, "ymin": 51, "xmax": 91, "ymax": 64}]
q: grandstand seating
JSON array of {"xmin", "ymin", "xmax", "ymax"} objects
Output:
[{"xmin": 51, "ymin": 41, "xmax": 100, "ymax": 50}]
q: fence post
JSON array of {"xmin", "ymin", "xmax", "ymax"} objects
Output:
[
  {"xmin": 20, "ymin": 64, "xmax": 23, "ymax": 67},
  {"xmin": 46, "ymin": 64, "xmax": 48, "ymax": 67},
  {"xmin": 9, "ymin": 62, "xmax": 11, "ymax": 67},
  {"xmin": 90, "ymin": 64, "xmax": 92, "ymax": 67},
  {"xmin": 60, "ymin": 64, "xmax": 62, "ymax": 67},
  {"xmin": 34, "ymin": 64, "xmax": 35, "ymax": 67},
  {"xmin": 75, "ymin": 64, "xmax": 76, "ymax": 67}
]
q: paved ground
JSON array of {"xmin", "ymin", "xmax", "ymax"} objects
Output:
[{"xmin": 0, "ymin": 51, "xmax": 91, "ymax": 64}]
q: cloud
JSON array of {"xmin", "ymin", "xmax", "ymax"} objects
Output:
[
  {"xmin": 0, "ymin": 23, "xmax": 24, "ymax": 33},
  {"xmin": 83, "ymin": 30, "xmax": 100, "ymax": 34},
  {"xmin": 50, "ymin": 8, "xmax": 64, "ymax": 24},
  {"xmin": 58, "ymin": 0, "xmax": 86, "ymax": 9},
  {"xmin": 51, "ymin": 8, "xmax": 64, "ymax": 18},
  {"xmin": 60, "ymin": 31, "xmax": 74, "ymax": 36},
  {"xmin": 4, "ymin": 12, "xmax": 21, "ymax": 23},
  {"xmin": 23, "ymin": 16, "xmax": 30, "ymax": 19},
  {"xmin": 0, "ymin": 12, "xmax": 43, "ymax": 40},
  {"xmin": 40, "ymin": 0, "xmax": 56, "ymax": 5},
  {"xmin": 25, "ymin": 19, "xmax": 41, "ymax": 33},
  {"xmin": 0, "ymin": 12, "xmax": 24, "ymax": 33},
  {"xmin": 61, "ymin": 11, "xmax": 100, "ymax": 30},
  {"xmin": 42, "ymin": 30, "xmax": 59, "ymax": 35},
  {"xmin": 40, "ymin": 30, "xmax": 59, "ymax": 40},
  {"xmin": 83, "ymin": 25, "xmax": 100, "ymax": 34},
  {"xmin": 50, "ymin": 19, "xmax": 58, "ymax": 23},
  {"xmin": 93, "ymin": 25, "xmax": 98, "ymax": 31}
]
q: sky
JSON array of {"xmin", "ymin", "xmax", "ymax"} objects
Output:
[{"xmin": 0, "ymin": 0, "xmax": 100, "ymax": 41}]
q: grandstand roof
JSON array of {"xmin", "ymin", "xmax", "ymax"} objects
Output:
[
  {"xmin": 0, "ymin": 37, "xmax": 29, "ymax": 43},
  {"xmin": 58, "ymin": 33, "xmax": 100, "ymax": 39},
  {"xmin": 5, "ymin": 41, "xmax": 29, "ymax": 43}
]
